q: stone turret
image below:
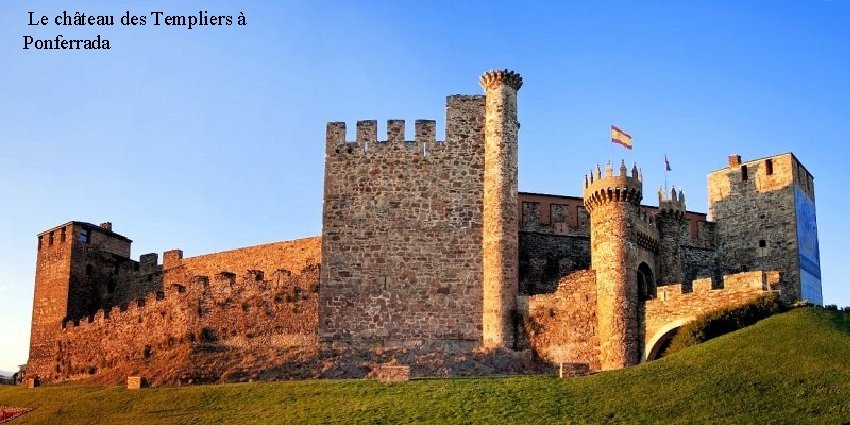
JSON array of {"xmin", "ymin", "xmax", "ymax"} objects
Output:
[
  {"xmin": 480, "ymin": 69, "xmax": 522, "ymax": 349},
  {"xmin": 656, "ymin": 187, "xmax": 686, "ymax": 285},
  {"xmin": 583, "ymin": 160, "xmax": 642, "ymax": 370}
]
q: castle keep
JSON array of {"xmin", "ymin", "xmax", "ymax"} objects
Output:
[{"xmin": 26, "ymin": 70, "xmax": 822, "ymax": 383}]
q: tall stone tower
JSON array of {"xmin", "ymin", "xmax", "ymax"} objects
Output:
[
  {"xmin": 479, "ymin": 69, "xmax": 522, "ymax": 349},
  {"xmin": 28, "ymin": 221, "xmax": 132, "ymax": 378},
  {"xmin": 583, "ymin": 161, "xmax": 643, "ymax": 370},
  {"xmin": 655, "ymin": 187, "xmax": 687, "ymax": 285},
  {"xmin": 708, "ymin": 153, "xmax": 821, "ymax": 305}
]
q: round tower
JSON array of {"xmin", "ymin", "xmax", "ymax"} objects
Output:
[
  {"xmin": 479, "ymin": 69, "xmax": 522, "ymax": 349},
  {"xmin": 655, "ymin": 187, "xmax": 687, "ymax": 285},
  {"xmin": 583, "ymin": 161, "xmax": 643, "ymax": 369}
]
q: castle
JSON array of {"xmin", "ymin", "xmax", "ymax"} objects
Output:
[{"xmin": 25, "ymin": 70, "xmax": 822, "ymax": 383}]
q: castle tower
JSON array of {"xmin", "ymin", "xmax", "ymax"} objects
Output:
[
  {"xmin": 479, "ymin": 69, "xmax": 522, "ymax": 349},
  {"xmin": 708, "ymin": 153, "xmax": 821, "ymax": 305},
  {"xmin": 28, "ymin": 221, "xmax": 132, "ymax": 379},
  {"xmin": 583, "ymin": 161, "xmax": 643, "ymax": 370},
  {"xmin": 655, "ymin": 187, "xmax": 686, "ymax": 285}
]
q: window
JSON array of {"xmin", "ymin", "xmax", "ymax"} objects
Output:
[
  {"xmin": 85, "ymin": 264, "xmax": 93, "ymax": 276},
  {"xmin": 741, "ymin": 165, "xmax": 748, "ymax": 181},
  {"xmin": 765, "ymin": 159, "xmax": 773, "ymax": 175},
  {"xmin": 759, "ymin": 240, "xmax": 767, "ymax": 248},
  {"xmin": 60, "ymin": 227, "xmax": 67, "ymax": 242},
  {"xmin": 79, "ymin": 228, "xmax": 90, "ymax": 244},
  {"xmin": 38, "ymin": 236, "xmax": 43, "ymax": 251},
  {"xmin": 48, "ymin": 231, "xmax": 54, "ymax": 246}
]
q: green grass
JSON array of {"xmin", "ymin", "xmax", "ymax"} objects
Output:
[{"xmin": 2, "ymin": 307, "xmax": 849, "ymax": 424}]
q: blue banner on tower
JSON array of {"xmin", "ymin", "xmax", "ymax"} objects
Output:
[{"xmin": 795, "ymin": 186, "xmax": 822, "ymax": 305}]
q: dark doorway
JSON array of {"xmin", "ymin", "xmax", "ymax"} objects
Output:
[{"xmin": 637, "ymin": 262, "xmax": 656, "ymax": 300}]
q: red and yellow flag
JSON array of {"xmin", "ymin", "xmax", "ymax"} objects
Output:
[{"xmin": 611, "ymin": 125, "xmax": 632, "ymax": 150}]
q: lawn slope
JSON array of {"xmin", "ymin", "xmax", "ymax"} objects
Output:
[{"xmin": 1, "ymin": 307, "xmax": 848, "ymax": 424}]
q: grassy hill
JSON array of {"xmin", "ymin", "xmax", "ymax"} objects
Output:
[{"xmin": 1, "ymin": 307, "xmax": 848, "ymax": 424}]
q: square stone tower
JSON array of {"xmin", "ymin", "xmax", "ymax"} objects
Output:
[
  {"xmin": 319, "ymin": 70, "xmax": 522, "ymax": 351},
  {"xmin": 708, "ymin": 153, "xmax": 821, "ymax": 305},
  {"xmin": 28, "ymin": 222, "xmax": 133, "ymax": 378}
]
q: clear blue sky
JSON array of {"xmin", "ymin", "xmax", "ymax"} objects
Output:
[{"xmin": 1, "ymin": 1, "xmax": 848, "ymax": 373}]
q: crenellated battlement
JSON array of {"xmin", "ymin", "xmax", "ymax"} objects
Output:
[
  {"xmin": 649, "ymin": 270, "xmax": 780, "ymax": 304},
  {"xmin": 479, "ymin": 69, "xmax": 523, "ymax": 91},
  {"xmin": 657, "ymin": 186, "xmax": 687, "ymax": 218},
  {"xmin": 583, "ymin": 161, "xmax": 643, "ymax": 211},
  {"xmin": 325, "ymin": 119, "xmax": 441, "ymax": 151}
]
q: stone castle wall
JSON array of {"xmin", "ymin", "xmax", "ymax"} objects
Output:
[
  {"xmin": 643, "ymin": 270, "xmax": 778, "ymax": 359},
  {"xmin": 319, "ymin": 96, "xmax": 486, "ymax": 348},
  {"xmin": 526, "ymin": 270, "xmax": 600, "ymax": 370},
  {"xmin": 26, "ymin": 236, "xmax": 321, "ymax": 383}
]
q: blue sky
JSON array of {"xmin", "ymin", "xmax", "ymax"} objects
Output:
[{"xmin": 1, "ymin": 1, "xmax": 848, "ymax": 372}]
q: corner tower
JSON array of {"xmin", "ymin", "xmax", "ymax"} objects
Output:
[
  {"xmin": 583, "ymin": 161, "xmax": 643, "ymax": 370},
  {"xmin": 28, "ymin": 221, "xmax": 132, "ymax": 379},
  {"xmin": 480, "ymin": 69, "xmax": 522, "ymax": 349},
  {"xmin": 708, "ymin": 153, "xmax": 821, "ymax": 305}
]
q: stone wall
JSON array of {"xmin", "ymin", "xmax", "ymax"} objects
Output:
[
  {"xmin": 319, "ymin": 96, "xmax": 486, "ymax": 349},
  {"xmin": 643, "ymin": 270, "xmax": 778, "ymax": 360},
  {"xmin": 519, "ymin": 232, "xmax": 590, "ymax": 295},
  {"xmin": 526, "ymin": 270, "xmax": 600, "ymax": 370},
  {"xmin": 162, "ymin": 237, "xmax": 321, "ymax": 288},
  {"xmin": 39, "ymin": 262, "xmax": 319, "ymax": 384},
  {"xmin": 27, "ymin": 233, "xmax": 321, "ymax": 384}
]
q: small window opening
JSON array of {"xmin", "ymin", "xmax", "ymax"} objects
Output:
[
  {"xmin": 60, "ymin": 227, "xmax": 67, "ymax": 242},
  {"xmin": 759, "ymin": 240, "xmax": 767, "ymax": 248},
  {"xmin": 48, "ymin": 231, "xmax": 54, "ymax": 246},
  {"xmin": 741, "ymin": 165, "xmax": 748, "ymax": 181},
  {"xmin": 765, "ymin": 159, "xmax": 773, "ymax": 175},
  {"xmin": 79, "ymin": 228, "xmax": 90, "ymax": 244},
  {"xmin": 85, "ymin": 264, "xmax": 93, "ymax": 276},
  {"xmin": 38, "ymin": 236, "xmax": 43, "ymax": 251}
]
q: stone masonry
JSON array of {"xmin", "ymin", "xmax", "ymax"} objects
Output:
[
  {"xmin": 583, "ymin": 162, "xmax": 646, "ymax": 370},
  {"xmin": 480, "ymin": 70, "xmax": 522, "ymax": 349},
  {"xmin": 26, "ymin": 70, "xmax": 821, "ymax": 384}
]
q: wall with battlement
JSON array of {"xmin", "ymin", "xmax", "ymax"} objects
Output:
[
  {"xmin": 27, "ymin": 228, "xmax": 321, "ymax": 383},
  {"xmin": 643, "ymin": 270, "xmax": 778, "ymax": 360},
  {"xmin": 162, "ymin": 237, "xmax": 321, "ymax": 288},
  {"xmin": 32, "ymin": 256, "xmax": 319, "ymax": 385},
  {"xmin": 319, "ymin": 95, "xmax": 487, "ymax": 348}
]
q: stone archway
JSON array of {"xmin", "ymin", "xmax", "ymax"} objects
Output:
[{"xmin": 643, "ymin": 318, "xmax": 694, "ymax": 362}]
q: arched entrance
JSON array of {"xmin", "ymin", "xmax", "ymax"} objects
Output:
[
  {"xmin": 645, "ymin": 327, "xmax": 679, "ymax": 360},
  {"xmin": 637, "ymin": 262, "xmax": 656, "ymax": 301},
  {"xmin": 643, "ymin": 318, "xmax": 694, "ymax": 362}
]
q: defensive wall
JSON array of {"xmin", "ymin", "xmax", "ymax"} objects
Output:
[
  {"xmin": 526, "ymin": 269, "xmax": 777, "ymax": 368},
  {"xmin": 27, "ymin": 234, "xmax": 321, "ymax": 383}
]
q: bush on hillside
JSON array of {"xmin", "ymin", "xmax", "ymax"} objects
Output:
[{"xmin": 664, "ymin": 294, "xmax": 785, "ymax": 356}]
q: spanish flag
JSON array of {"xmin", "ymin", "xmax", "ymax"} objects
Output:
[{"xmin": 611, "ymin": 125, "xmax": 632, "ymax": 150}]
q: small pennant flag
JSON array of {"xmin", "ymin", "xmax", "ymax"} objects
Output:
[
  {"xmin": 665, "ymin": 154, "xmax": 671, "ymax": 171},
  {"xmin": 611, "ymin": 125, "xmax": 632, "ymax": 150}
]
